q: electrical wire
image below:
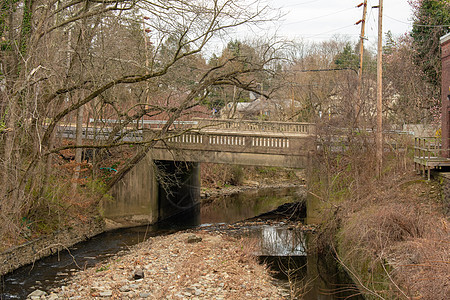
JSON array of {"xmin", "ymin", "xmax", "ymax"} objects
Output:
[
  {"xmin": 284, "ymin": 7, "xmax": 356, "ymax": 25},
  {"xmin": 282, "ymin": 0, "xmax": 322, "ymax": 8},
  {"xmin": 302, "ymin": 24, "xmax": 357, "ymax": 39},
  {"xmin": 385, "ymin": 14, "xmax": 450, "ymax": 28}
]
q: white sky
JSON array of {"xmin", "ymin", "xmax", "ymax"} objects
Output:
[
  {"xmin": 267, "ymin": 0, "xmax": 413, "ymax": 46},
  {"xmin": 206, "ymin": 0, "xmax": 414, "ymax": 56}
]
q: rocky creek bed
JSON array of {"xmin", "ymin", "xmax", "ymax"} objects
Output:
[{"xmin": 27, "ymin": 231, "xmax": 288, "ymax": 299}]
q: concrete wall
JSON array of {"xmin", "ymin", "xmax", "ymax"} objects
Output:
[
  {"xmin": 106, "ymin": 153, "xmax": 158, "ymax": 226},
  {"xmin": 151, "ymin": 148, "xmax": 311, "ymax": 169}
]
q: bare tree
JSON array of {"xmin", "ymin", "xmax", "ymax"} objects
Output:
[{"xmin": 0, "ymin": 0, "xmax": 283, "ymax": 246}]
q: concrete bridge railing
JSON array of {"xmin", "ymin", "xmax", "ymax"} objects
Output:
[
  {"xmin": 153, "ymin": 130, "xmax": 314, "ymax": 157},
  {"xmin": 194, "ymin": 118, "xmax": 316, "ymax": 134}
]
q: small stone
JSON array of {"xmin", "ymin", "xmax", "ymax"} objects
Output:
[
  {"xmin": 186, "ymin": 235, "xmax": 202, "ymax": 243},
  {"xmin": 90, "ymin": 286, "xmax": 105, "ymax": 292},
  {"xmin": 119, "ymin": 285, "xmax": 131, "ymax": 292},
  {"xmin": 99, "ymin": 290, "xmax": 113, "ymax": 297},
  {"xmin": 133, "ymin": 268, "xmax": 145, "ymax": 280},
  {"xmin": 47, "ymin": 294, "xmax": 59, "ymax": 300},
  {"xmin": 139, "ymin": 292, "xmax": 151, "ymax": 298}
]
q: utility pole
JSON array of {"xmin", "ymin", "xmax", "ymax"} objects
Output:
[
  {"xmin": 355, "ymin": 1, "xmax": 367, "ymax": 127},
  {"xmin": 375, "ymin": 0, "xmax": 383, "ymax": 177},
  {"xmin": 143, "ymin": 16, "xmax": 150, "ymax": 128}
]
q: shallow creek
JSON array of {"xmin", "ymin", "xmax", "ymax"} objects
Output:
[{"xmin": 1, "ymin": 187, "xmax": 362, "ymax": 299}]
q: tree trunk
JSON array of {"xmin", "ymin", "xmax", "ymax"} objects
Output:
[{"xmin": 72, "ymin": 98, "xmax": 85, "ymax": 190}]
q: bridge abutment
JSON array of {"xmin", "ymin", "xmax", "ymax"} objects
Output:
[
  {"xmin": 101, "ymin": 119, "xmax": 315, "ymax": 226},
  {"xmin": 105, "ymin": 153, "xmax": 159, "ymax": 226}
]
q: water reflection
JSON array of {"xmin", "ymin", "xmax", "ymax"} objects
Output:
[
  {"xmin": 258, "ymin": 226, "xmax": 306, "ymax": 256},
  {"xmin": 251, "ymin": 226, "xmax": 364, "ymax": 300},
  {"xmin": 201, "ymin": 187, "xmax": 300, "ymax": 224}
]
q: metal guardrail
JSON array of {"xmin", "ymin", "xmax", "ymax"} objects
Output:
[
  {"xmin": 88, "ymin": 118, "xmax": 198, "ymax": 129},
  {"xmin": 86, "ymin": 118, "xmax": 317, "ymax": 134}
]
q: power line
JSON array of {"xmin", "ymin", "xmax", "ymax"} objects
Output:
[
  {"xmin": 282, "ymin": 0, "xmax": 322, "ymax": 8},
  {"xmin": 385, "ymin": 14, "xmax": 450, "ymax": 27},
  {"xmin": 305, "ymin": 24, "xmax": 357, "ymax": 38},
  {"xmin": 289, "ymin": 67, "xmax": 357, "ymax": 73},
  {"xmin": 284, "ymin": 7, "xmax": 355, "ymax": 25}
]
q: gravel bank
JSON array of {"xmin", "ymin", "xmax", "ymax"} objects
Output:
[{"xmin": 31, "ymin": 231, "xmax": 286, "ymax": 299}]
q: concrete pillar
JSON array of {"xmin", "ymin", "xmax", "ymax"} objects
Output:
[{"xmin": 105, "ymin": 152, "xmax": 158, "ymax": 226}]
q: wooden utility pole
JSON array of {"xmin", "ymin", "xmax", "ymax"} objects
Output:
[
  {"xmin": 143, "ymin": 16, "xmax": 150, "ymax": 128},
  {"xmin": 376, "ymin": 0, "xmax": 383, "ymax": 177},
  {"xmin": 355, "ymin": 0, "xmax": 367, "ymax": 127}
]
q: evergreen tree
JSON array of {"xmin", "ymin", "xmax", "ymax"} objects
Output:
[
  {"xmin": 334, "ymin": 43, "xmax": 359, "ymax": 70},
  {"xmin": 410, "ymin": 0, "xmax": 450, "ymax": 89}
]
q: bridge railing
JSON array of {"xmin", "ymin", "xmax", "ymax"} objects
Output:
[
  {"xmin": 194, "ymin": 118, "xmax": 315, "ymax": 134},
  {"xmin": 85, "ymin": 117, "xmax": 316, "ymax": 134},
  {"xmin": 152, "ymin": 130, "xmax": 315, "ymax": 156}
]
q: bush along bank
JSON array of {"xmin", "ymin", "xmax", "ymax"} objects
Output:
[{"xmin": 309, "ymin": 153, "xmax": 449, "ymax": 299}]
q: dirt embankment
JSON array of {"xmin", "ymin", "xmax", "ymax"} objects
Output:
[
  {"xmin": 329, "ymin": 171, "xmax": 450, "ymax": 299},
  {"xmin": 200, "ymin": 164, "xmax": 305, "ymax": 199}
]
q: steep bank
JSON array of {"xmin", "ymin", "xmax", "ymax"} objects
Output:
[{"xmin": 317, "ymin": 170, "xmax": 449, "ymax": 299}]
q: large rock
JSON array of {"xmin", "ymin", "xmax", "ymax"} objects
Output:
[{"xmin": 27, "ymin": 289, "xmax": 47, "ymax": 299}]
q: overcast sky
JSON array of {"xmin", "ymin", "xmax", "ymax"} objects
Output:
[
  {"xmin": 207, "ymin": 1, "xmax": 414, "ymax": 55},
  {"xmin": 266, "ymin": 0, "xmax": 413, "ymax": 46}
]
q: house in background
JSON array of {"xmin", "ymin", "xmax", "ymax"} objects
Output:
[{"xmin": 220, "ymin": 97, "xmax": 301, "ymax": 120}]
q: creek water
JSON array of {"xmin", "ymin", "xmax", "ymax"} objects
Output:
[{"xmin": 1, "ymin": 187, "xmax": 362, "ymax": 299}]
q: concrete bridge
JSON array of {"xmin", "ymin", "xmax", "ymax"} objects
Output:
[
  {"xmin": 60, "ymin": 119, "xmax": 316, "ymax": 226},
  {"xmin": 150, "ymin": 119, "xmax": 316, "ymax": 169}
]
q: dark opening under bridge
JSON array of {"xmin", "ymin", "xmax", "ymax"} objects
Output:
[{"xmin": 60, "ymin": 119, "xmax": 316, "ymax": 226}]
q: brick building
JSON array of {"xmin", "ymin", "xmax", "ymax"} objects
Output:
[{"xmin": 441, "ymin": 33, "xmax": 450, "ymax": 157}]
